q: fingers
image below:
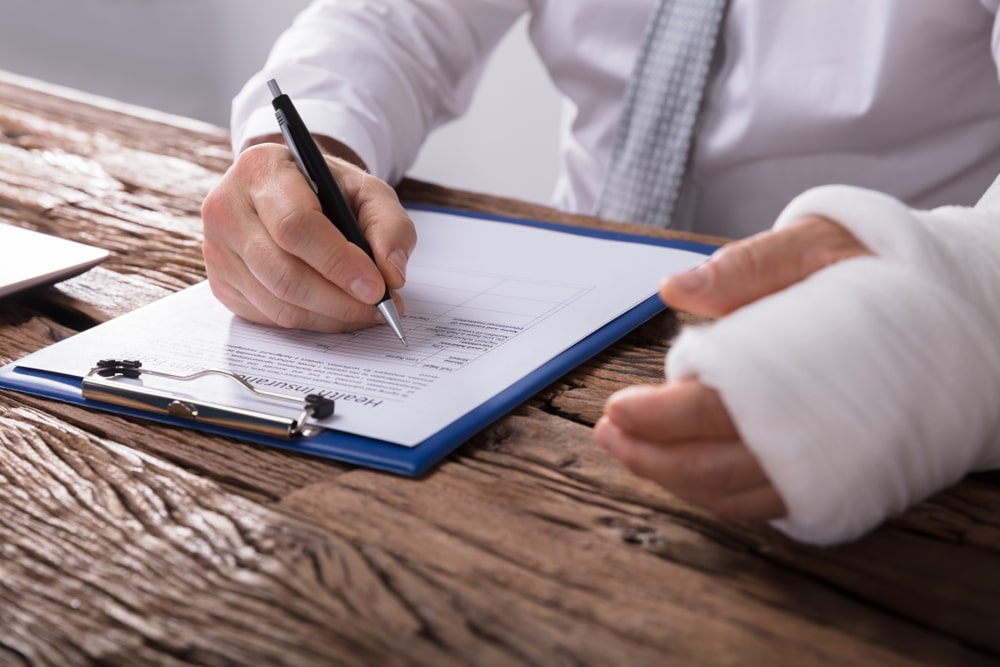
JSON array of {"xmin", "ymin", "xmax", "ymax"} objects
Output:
[
  {"xmin": 595, "ymin": 380, "xmax": 787, "ymax": 521},
  {"xmin": 332, "ymin": 158, "xmax": 417, "ymax": 290},
  {"xmin": 603, "ymin": 382, "xmax": 738, "ymax": 442},
  {"xmin": 596, "ymin": 416, "xmax": 785, "ymax": 521},
  {"xmin": 251, "ymin": 168, "xmax": 386, "ymax": 304},
  {"xmin": 203, "ymin": 228, "xmax": 385, "ymax": 332},
  {"xmin": 251, "ymin": 148, "xmax": 415, "ymax": 299},
  {"xmin": 201, "ymin": 143, "xmax": 415, "ymax": 331},
  {"xmin": 661, "ymin": 214, "xmax": 872, "ymax": 318}
]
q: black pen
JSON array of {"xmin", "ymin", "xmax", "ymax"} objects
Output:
[{"xmin": 267, "ymin": 78, "xmax": 407, "ymax": 346}]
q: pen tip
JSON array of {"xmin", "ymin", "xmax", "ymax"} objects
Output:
[{"xmin": 376, "ymin": 300, "xmax": 407, "ymax": 348}]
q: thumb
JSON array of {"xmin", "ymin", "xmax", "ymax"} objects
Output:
[{"xmin": 661, "ymin": 215, "xmax": 871, "ymax": 318}]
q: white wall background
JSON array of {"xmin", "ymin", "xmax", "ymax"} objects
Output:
[{"xmin": 0, "ymin": 0, "xmax": 560, "ymax": 204}]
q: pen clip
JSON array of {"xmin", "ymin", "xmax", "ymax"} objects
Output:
[
  {"xmin": 274, "ymin": 108, "xmax": 319, "ymax": 193},
  {"xmin": 82, "ymin": 359, "xmax": 335, "ymax": 440}
]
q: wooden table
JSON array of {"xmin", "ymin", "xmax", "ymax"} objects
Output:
[{"xmin": 1, "ymin": 70, "xmax": 998, "ymax": 667}]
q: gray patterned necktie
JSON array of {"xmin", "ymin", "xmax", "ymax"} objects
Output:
[{"xmin": 596, "ymin": 0, "xmax": 727, "ymax": 227}]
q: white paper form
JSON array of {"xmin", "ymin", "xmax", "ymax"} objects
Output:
[{"xmin": 17, "ymin": 208, "xmax": 707, "ymax": 446}]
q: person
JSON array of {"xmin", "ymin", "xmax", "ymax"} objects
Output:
[{"xmin": 201, "ymin": 1, "xmax": 1000, "ymax": 545}]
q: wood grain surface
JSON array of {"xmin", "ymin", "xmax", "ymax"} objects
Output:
[{"xmin": 1, "ymin": 70, "xmax": 998, "ymax": 666}]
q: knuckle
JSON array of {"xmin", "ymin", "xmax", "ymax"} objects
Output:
[
  {"xmin": 677, "ymin": 452, "xmax": 729, "ymax": 497},
  {"xmin": 201, "ymin": 238, "xmax": 224, "ymax": 268},
  {"xmin": 703, "ymin": 239, "xmax": 761, "ymax": 297},
  {"xmin": 200, "ymin": 187, "xmax": 223, "ymax": 223},
  {"xmin": 612, "ymin": 440, "xmax": 644, "ymax": 474},
  {"xmin": 270, "ymin": 206, "xmax": 311, "ymax": 253},
  {"xmin": 267, "ymin": 264, "xmax": 308, "ymax": 306},
  {"xmin": 269, "ymin": 301, "xmax": 307, "ymax": 330},
  {"xmin": 201, "ymin": 240, "xmax": 234, "ymax": 281},
  {"xmin": 200, "ymin": 185, "xmax": 237, "ymax": 236},
  {"xmin": 360, "ymin": 171, "xmax": 399, "ymax": 200},
  {"xmin": 332, "ymin": 156, "xmax": 370, "ymax": 186},
  {"xmin": 725, "ymin": 237, "xmax": 767, "ymax": 277},
  {"xmin": 341, "ymin": 307, "xmax": 380, "ymax": 331},
  {"xmin": 245, "ymin": 240, "xmax": 312, "ymax": 307},
  {"xmin": 238, "ymin": 142, "xmax": 281, "ymax": 174},
  {"xmin": 206, "ymin": 276, "xmax": 240, "ymax": 312},
  {"xmin": 315, "ymin": 240, "xmax": 360, "ymax": 285},
  {"xmin": 793, "ymin": 215, "xmax": 871, "ymax": 272}
]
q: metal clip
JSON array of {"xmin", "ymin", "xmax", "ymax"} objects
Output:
[{"xmin": 82, "ymin": 359, "xmax": 335, "ymax": 439}]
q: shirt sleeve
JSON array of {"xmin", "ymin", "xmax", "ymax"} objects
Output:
[
  {"xmin": 665, "ymin": 184, "xmax": 1000, "ymax": 545},
  {"xmin": 230, "ymin": 0, "xmax": 527, "ymax": 183}
]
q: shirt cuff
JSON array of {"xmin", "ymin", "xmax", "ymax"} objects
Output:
[{"xmin": 233, "ymin": 101, "xmax": 382, "ymax": 179}]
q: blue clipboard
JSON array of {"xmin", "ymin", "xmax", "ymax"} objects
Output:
[{"xmin": 0, "ymin": 205, "xmax": 716, "ymax": 476}]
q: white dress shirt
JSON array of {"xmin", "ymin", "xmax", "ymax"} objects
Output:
[{"xmin": 232, "ymin": 0, "xmax": 1000, "ymax": 238}]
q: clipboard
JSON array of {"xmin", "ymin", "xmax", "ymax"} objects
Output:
[{"xmin": 0, "ymin": 205, "xmax": 715, "ymax": 476}]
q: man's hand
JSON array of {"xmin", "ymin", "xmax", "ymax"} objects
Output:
[
  {"xmin": 595, "ymin": 215, "xmax": 871, "ymax": 520},
  {"xmin": 201, "ymin": 142, "xmax": 416, "ymax": 332}
]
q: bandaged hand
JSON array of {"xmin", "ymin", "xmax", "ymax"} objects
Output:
[
  {"xmin": 599, "ymin": 185, "xmax": 1000, "ymax": 545},
  {"xmin": 596, "ymin": 214, "xmax": 869, "ymax": 523}
]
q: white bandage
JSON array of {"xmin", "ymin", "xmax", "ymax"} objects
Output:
[{"xmin": 667, "ymin": 185, "xmax": 1000, "ymax": 545}]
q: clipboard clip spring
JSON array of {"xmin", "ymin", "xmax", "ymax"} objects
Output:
[{"xmin": 83, "ymin": 359, "xmax": 335, "ymax": 439}]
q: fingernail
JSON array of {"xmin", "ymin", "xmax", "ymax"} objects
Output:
[
  {"xmin": 604, "ymin": 393, "xmax": 634, "ymax": 432},
  {"xmin": 594, "ymin": 416, "xmax": 612, "ymax": 450},
  {"xmin": 349, "ymin": 277, "xmax": 381, "ymax": 304},
  {"xmin": 595, "ymin": 417, "xmax": 624, "ymax": 456},
  {"xmin": 671, "ymin": 264, "xmax": 708, "ymax": 293},
  {"xmin": 388, "ymin": 249, "xmax": 408, "ymax": 281}
]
